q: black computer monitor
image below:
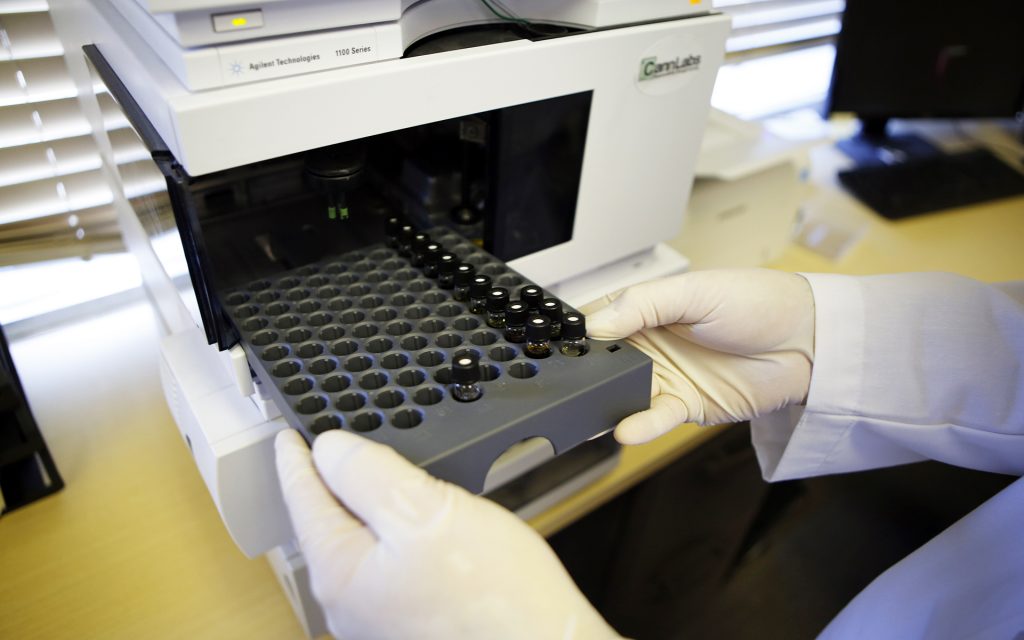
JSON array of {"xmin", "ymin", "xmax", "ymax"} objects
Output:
[
  {"xmin": 828, "ymin": 0, "xmax": 1024, "ymax": 161},
  {"xmin": 825, "ymin": 0, "xmax": 1024, "ymax": 218}
]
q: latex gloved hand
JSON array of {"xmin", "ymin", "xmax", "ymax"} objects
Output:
[
  {"xmin": 275, "ymin": 428, "xmax": 619, "ymax": 640},
  {"xmin": 584, "ymin": 269, "xmax": 815, "ymax": 443}
]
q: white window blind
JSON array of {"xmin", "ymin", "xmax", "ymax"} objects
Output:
[
  {"xmin": 714, "ymin": 0, "xmax": 845, "ymax": 55},
  {"xmin": 0, "ymin": 2, "xmax": 163, "ymax": 269}
]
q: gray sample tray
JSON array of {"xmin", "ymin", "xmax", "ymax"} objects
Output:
[{"xmin": 225, "ymin": 229, "xmax": 651, "ymax": 493}]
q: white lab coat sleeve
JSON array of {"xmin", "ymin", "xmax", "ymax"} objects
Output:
[{"xmin": 751, "ymin": 272, "xmax": 1024, "ymax": 482}]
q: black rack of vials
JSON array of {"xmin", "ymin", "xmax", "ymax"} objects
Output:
[{"xmin": 226, "ymin": 226, "xmax": 651, "ymax": 493}]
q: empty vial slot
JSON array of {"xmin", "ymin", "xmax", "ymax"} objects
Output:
[
  {"xmin": 437, "ymin": 303, "xmax": 463, "ymax": 317},
  {"xmin": 287, "ymin": 288, "xmax": 311, "ymax": 302},
  {"xmin": 381, "ymin": 353, "xmax": 410, "ymax": 369},
  {"xmin": 296, "ymin": 394, "xmax": 328, "ymax": 415},
  {"xmin": 331, "ymin": 340, "xmax": 359, "ymax": 356},
  {"xmin": 378, "ymin": 282, "xmax": 402, "ymax": 295},
  {"xmin": 297, "ymin": 300, "xmax": 322, "ymax": 314},
  {"xmin": 311, "ymin": 414, "xmax": 343, "ymax": 435},
  {"xmin": 324, "ymin": 263, "xmax": 347, "ymax": 274},
  {"xmin": 248, "ymin": 280, "xmax": 272, "ymax": 291},
  {"xmin": 392, "ymin": 409, "xmax": 423, "ymax": 429},
  {"xmin": 436, "ymin": 333, "xmax": 463, "ymax": 348},
  {"xmin": 387, "ymin": 321, "xmax": 413, "ymax": 336},
  {"xmin": 480, "ymin": 364, "xmax": 501, "ymax": 382},
  {"xmin": 407, "ymin": 280, "xmax": 432, "ymax": 292},
  {"xmin": 283, "ymin": 376, "xmax": 314, "ymax": 396},
  {"xmin": 454, "ymin": 348, "xmax": 482, "ymax": 362},
  {"xmin": 336, "ymin": 392, "xmax": 366, "ymax": 412},
  {"xmin": 255, "ymin": 291, "xmax": 279, "ymax": 304},
  {"xmin": 360, "ymin": 372, "xmax": 389, "ymax": 390},
  {"xmin": 340, "ymin": 310, "xmax": 365, "ymax": 324},
  {"xmin": 370, "ymin": 249, "xmax": 393, "ymax": 261},
  {"xmin": 414, "ymin": 386, "xmax": 444, "ymax": 405},
  {"xmin": 252, "ymin": 330, "xmax": 278, "ymax": 346},
  {"xmin": 465, "ymin": 255, "xmax": 486, "ymax": 266},
  {"xmin": 226, "ymin": 292, "xmax": 249, "ymax": 305},
  {"xmin": 490, "ymin": 346, "xmax": 517, "ymax": 362},
  {"xmin": 309, "ymin": 358, "xmax": 337, "ymax": 375},
  {"xmin": 309, "ymin": 312, "xmax": 333, "ymax": 326},
  {"xmin": 262, "ymin": 344, "xmax": 290, "ymax": 361},
  {"xmin": 391, "ymin": 294, "xmax": 417, "ymax": 307},
  {"xmin": 297, "ymin": 342, "xmax": 325, "ymax": 358},
  {"xmin": 306, "ymin": 275, "xmax": 330, "ymax": 287},
  {"xmin": 235, "ymin": 304, "xmax": 260, "ymax": 319},
  {"xmin": 317, "ymin": 286, "xmax": 341, "ymax": 299},
  {"xmin": 497, "ymin": 275, "xmax": 523, "ymax": 287},
  {"xmin": 397, "ymin": 369, "xmax": 427, "ymax": 387},
  {"xmin": 480, "ymin": 264, "xmax": 505, "ymax": 276},
  {"xmin": 360, "ymin": 296, "xmax": 384, "ymax": 309},
  {"xmin": 352, "ymin": 324, "xmax": 378, "ymax": 338},
  {"xmin": 273, "ymin": 360, "xmax": 302, "ymax": 378},
  {"xmin": 275, "ymin": 315, "xmax": 302, "ymax": 329},
  {"xmin": 453, "ymin": 316, "xmax": 480, "ymax": 331},
  {"xmin": 352, "ymin": 261, "xmax": 374, "ymax": 273},
  {"xmin": 373, "ymin": 308, "xmax": 398, "ymax": 322},
  {"xmin": 417, "ymin": 350, "xmax": 445, "ymax": 367},
  {"xmin": 345, "ymin": 251, "xmax": 366, "ymax": 261},
  {"xmin": 287, "ymin": 328, "xmax": 313, "ymax": 343},
  {"xmin": 321, "ymin": 374, "xmax": 351, "ymax": 393},
  {"xmin": 366, "ymin": 337, "xmax": 394, "ymax": 353},
  {"xmin": 393, "ymin": 269, "xmax": 418, "ymax": 281},
  {"xmin": 278, "ymin": 276, "xmax": 302, "ymax": 289},
  {"xmin": 422, "ymin": 292, "xmax": 447, "ymax": 304},
  {"xmin": 402, "ymin": 335, "xmax": 428, "ymax": 351},
  {"xmin": 336, "ymin": 273, "xmax": 359, "ymax": 285},
  {"xmin": 345, "ymin": 355, "xmax": 374, "ymax": 372},
  {"xmin": 470, "ymin": 331, "xmax": 499, "ymax": 346},
  {"xmin": 509, "ymin": 362, "xmax": 539, "ymax": 379},
  {"xmin": 328, "ymin": 297, "xmax": 354, "ymax": 311},
  {"xmin": 318, "ymin": 325, "xmax": 345, "ymax": 341},
  {"xmin": 347, "ymin": 284, "xmax": 372, "ymax": 296},
  {"xmin": 419, "ymin": 319, "xmax": 446, "ymax": 333},
  {"xmin": 242, "ymin": 317, "xmax": 269, "ymax": 332},
  {"xmin": 265, "ymin": 302, "xmax": 290, "ymax": 316},
  {"xmin": 374, "ymin": 389, "xmax": 405, "ymax": 409},
  {"xmin": 365, "ymin": 271, "xmax": 389, "ymax": 283},
  {"xmin": 405, "ymin": 305, "xmax": 430, "ymax": 319},
  {"xmin": 381, "ymin": 259, "xmax": 404, "ymax": 270},
  {"xmin": 434, "ymin": 367, "xmax": 452, "ymax": 384},
  {"xmin": 297, "ymin": 265, "xmax": 319, "ymax": 276},
  {"xmin": 352, "ymin": 411, "xmax": 384, "ymax": 432}
]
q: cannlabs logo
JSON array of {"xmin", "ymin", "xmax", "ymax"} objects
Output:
[{"xmin": 638, "ymin": 54, "xmax": 702, "ymax": 81}]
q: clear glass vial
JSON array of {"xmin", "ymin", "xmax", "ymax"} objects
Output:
[
  {"xmin": 486, "ymin": 287, "xmax": 510, "ymax": 328},
  {"xmin": 503, "ymin": 301, "xmax": 528, "ymax": 343},
  {"xmin": 539, "ymin": 298, "xmax": 563, "ymax": 339},
  {"xmin": 451, "ymin": 354, "xmax": 483, "ymax": 402},
  {"xmin": 453, "ymin": 264, "xmax": 476, "ymax": 302},
  {"xmin": 519, "ymin": 285, "xmax": 544, "ymax": 311},
  {"xmin": 468, "ymin": 275, "xmax": 492, "ymax": 314},
  {"xmin": 525, "ymin": 316, "xmax": 553, "ymax": 359},
  {"xmin": 559, "ymin": 313, "xmax": 588, "ymax": 357}
]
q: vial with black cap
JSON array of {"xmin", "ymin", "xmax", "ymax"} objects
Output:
[
  {"xmin": 397, "ymin": 225, "xmax": 416, "ymax": 256},
  {"xmin": 486, "ymin": 287, "xmax": 510, "ymax": 328},
  {"xmin": 525, "ymin": 316, "xmax": 553, "ymax": 358},
  {"xmin": 409, "ymin": 233, "xmax": 432, "ymax": 266},
  {"xmin": 450, "ymin": 353, "xmax": 483, "ymax": 402},
  {"xmin": 519, "ymin": 285, "xmax": 543, "ymax": 311},
  {"xmin": 437, "ymin": 253, "xmax": 459, "ymax": 289},
  {"xmin": 503, "ymin": 301, "xmax": 528, "ymax": 343},
  {"xmin": 468, "ymin": 275, "xmax": 492, "ymax": 314},
  {"xmin": 421, "ymin": 243, "xmax": 444, "ymax": 277},
  {"xmin": 385, "ymin": 216, "xmax": 403, "ymax": 249},
  {"xmin": 559, "ymin": 313, "xmax": 589, "ymax": 356},
  {"xmin": 453, "ymin": 264, "xmax": 477, "ymax": 301},
  {"xmin": 539, "ymin": 298, "xmax": 563, "ymax": 339}
]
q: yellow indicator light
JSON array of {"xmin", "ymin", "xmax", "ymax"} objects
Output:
[
  {"xmin": 231, "ymin": 17, "xmax": 248, "ymax": 27},
  {"xmin": 690, "ymin": 0, "xmax": 700, "ymax": 4}
]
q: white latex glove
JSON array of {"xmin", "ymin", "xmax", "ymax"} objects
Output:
[
  {"xmin": 584, "ymin": 269, "xmax": 815, "ymax": 444},
  {"xmin": 275, "ymin": 428, "xmax": 620, "ymax": 640}
]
